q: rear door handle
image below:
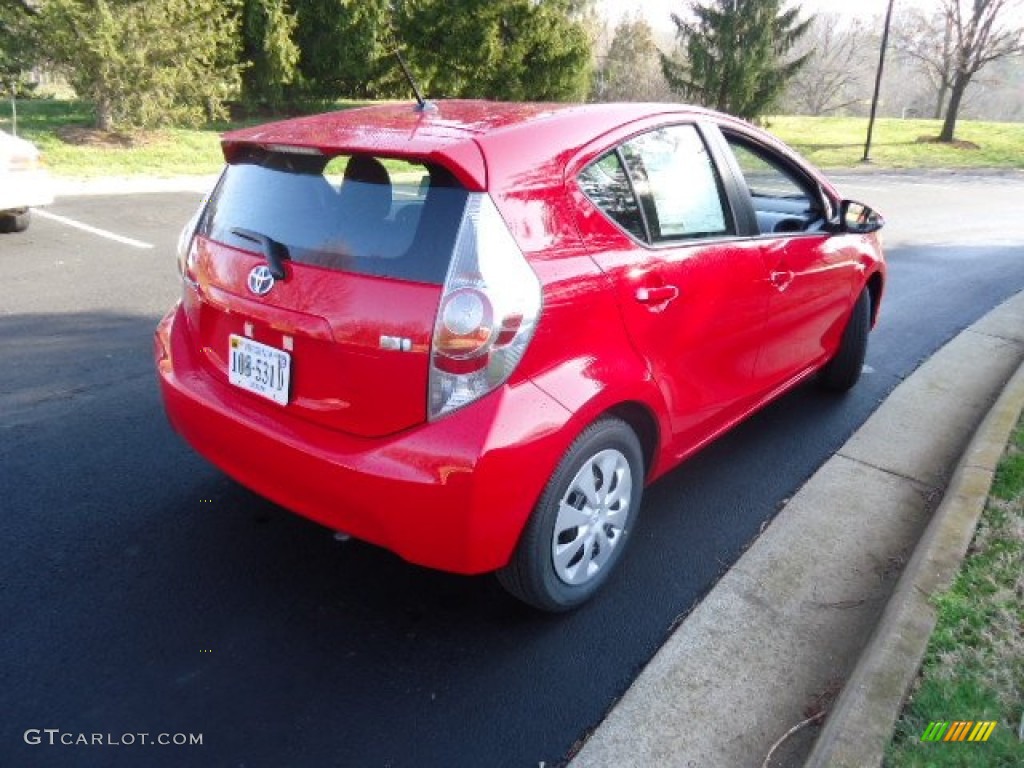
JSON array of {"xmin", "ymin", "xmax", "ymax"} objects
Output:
[{"xmin": 635, "ymin": 285, "xmax": 679, "ymax": 305}]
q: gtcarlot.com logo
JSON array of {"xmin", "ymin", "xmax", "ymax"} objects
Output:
[{"xmin": 24, "ymin": 729, "xmax": 203, "ymax": 747}]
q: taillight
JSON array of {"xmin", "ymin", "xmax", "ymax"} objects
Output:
[
  {"xmin": 176, "ymin": 182, "xmax": 214, "ymax": 284},
  {"xmin": 176, "ymin": 214, "xmax": 200, "ymax": 284},
  {"xmin": 428, "ymin": 194, "xmax": 542, "ymax": 419},
  {"xmin": 434, "ymin": 287, "xmax": 495, "ymax": 373}
]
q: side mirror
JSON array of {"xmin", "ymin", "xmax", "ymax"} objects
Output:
[{"xmin": 839, "ymin": 200, "xmax": 884, "ymax": 234}]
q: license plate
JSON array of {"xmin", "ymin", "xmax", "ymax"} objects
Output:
[{"xmin": 228, "ymin": 335, "xmax": 291, "ymax": 405}]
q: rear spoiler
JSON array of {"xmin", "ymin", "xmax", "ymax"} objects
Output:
[{"xmin": 221, "ymin": 121, "xmax": 488, "ymax": 191}]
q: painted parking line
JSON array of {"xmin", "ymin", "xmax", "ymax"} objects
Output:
[{"xmin": 34, "ymin": 209, "xmax": 154, "ymax": 250}]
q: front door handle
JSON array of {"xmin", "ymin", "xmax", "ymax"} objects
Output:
[{"xmin": 635, "ymin": 285, "xmax": 680, "ymax": 305}]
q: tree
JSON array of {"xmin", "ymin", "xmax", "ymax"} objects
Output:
[
  {"xmin": 894, "ymin": 5, "xmax": 957, "ymax": 119},
  {"xmin": 598, "ymin": 13, "xmax": 671, "ymax": 101},
  {"xmin": 291, "ymin": 0, "xmax": 396, "ymax": 101},
  {"xmin": 36, "ymin": 0, "xmax": 243, "ymax": 131},
  {"xmin": 241, "ymin": 0, "xmax": 300, "ymax": 111},
  {"xmin": 660, "ymin": 0, "xmax": 812, "ymax": 120},
  {"xmin": 503, "ymin": 0, "xmax": 593, "ymax": 100},
  {"xmin": 959, "ymin": 53, "xmax": 1024, "ymax": 120},
  {"xmin": 398, "ymin": 0, "xmax": 592, "ymax": 101},
  {"xmin": 786, "ymin": 15, "xmax": 872, "ymax": 116},
  {"xmin": 935, "ymin": 0, "xmax": 1024, "ymax": 141},
  {"xmin": 0, "ymin": 0, "xmax": 41, "ymax": 101}
]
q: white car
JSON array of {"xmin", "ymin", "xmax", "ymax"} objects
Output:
[{"xmin": 0, "ymin": 129, "xmax": 54, "ymax": 233}]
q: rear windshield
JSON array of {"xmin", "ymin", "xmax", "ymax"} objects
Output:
[{"xmin": 199, "ymin": 149, "xmax": 469, "ymax": 284}]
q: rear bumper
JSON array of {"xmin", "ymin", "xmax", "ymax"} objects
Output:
[
  {"xmin": 155, "ymin": 303, "xmax": 574, "ymax": 574},
  {"xmin": 0, "ymin": 169, "xmax": 54, "ymax": 212}
]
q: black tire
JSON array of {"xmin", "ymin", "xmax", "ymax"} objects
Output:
[
  {"xmin": 497, "ymin": 417, "xmax": 644, "ymax": 612},
  {"xmin": 818, "ymin": 289, "xmax": 870, "ymax": 392},
  {"xmin": 0, "ymin": 209, "xmax": 30, "ymax": 233}
]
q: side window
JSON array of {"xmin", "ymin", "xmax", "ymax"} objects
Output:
[
  {"xmin": 727, "ymin": 140, "xmax": 809, "ymax": 202},
  {"xmin": 577, "ymin": 151, "xmax": 646, "ymax": 240},
  {"xmin": 621, "ymin": 125, "xmax": 731, "ymax": 242},
  {"xmin": 724, "ymin": 136, "xmax": 827, "ymax": 235}
]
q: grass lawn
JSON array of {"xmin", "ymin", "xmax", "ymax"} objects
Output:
[
  {"xmin": 2, "ymin": 100, "xmax": 226, "ymax": 177},
  {"xmin": 2, "ymin": 99, "xmax": 1023, "ymax": 177},
  {"xmin": 0, "ymin": 99, "xmax": 368, "ymax": 178},
  {"xmin": 885, "ymin": 416, "xmax": 1024, "ymax": 766},
  {"xmin": 766, "ymin": 115, "xmax": 1024, "ymax": 170}
]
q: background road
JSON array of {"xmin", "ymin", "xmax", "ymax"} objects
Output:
[{"xmin": 2, "ymin": 171, "xmax": 1023, "ymax": 767}]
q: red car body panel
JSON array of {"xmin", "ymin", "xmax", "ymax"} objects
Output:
[
  {"xmin": 157, "ymin": 305, "xmax": 575, "ymax": 573},
  {"xmin": 185, "ymin": 236, "xmax": 441, "ymax": 437},
  {"xmin": 754, "ymin": 233, "xmax": 868, "ymax": 385},
  {"xmin": 157, "ymin": 100, "xmax": 885, "ymax": 575}
]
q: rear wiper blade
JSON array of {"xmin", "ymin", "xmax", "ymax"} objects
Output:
[{"xmin": 230, "ymin": 228, "xmax": 290, "ymax": 280}]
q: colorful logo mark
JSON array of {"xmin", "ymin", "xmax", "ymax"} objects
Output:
[{"xmin": 921, "ymin": 720, "xmax": 997, "ymax": 742}]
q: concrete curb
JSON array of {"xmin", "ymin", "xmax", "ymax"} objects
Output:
[
  {"xmin": 569, "ymin": 291, "xmax": 1024, "ymax": 768},
  {"xmin": 804, "ymin": 358, "xmax": 1024, "ymax": 766}
]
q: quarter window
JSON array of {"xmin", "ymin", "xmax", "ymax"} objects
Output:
[{"xmin": 577, "ymin": 151, "xmax": 646, "ymax": 240}]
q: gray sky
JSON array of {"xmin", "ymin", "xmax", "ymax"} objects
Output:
[{"xmin": 598, "ymin": 0, "xmax": 921, "ymax": 30}]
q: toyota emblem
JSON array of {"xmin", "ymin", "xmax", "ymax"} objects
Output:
[{"xmin": 247, "ymin": 265, "xmax": 275, "ymax": 296}]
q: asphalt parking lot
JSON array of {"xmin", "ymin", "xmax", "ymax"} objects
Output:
[{"xmin": 2, "ymin": 172, "xmax": 1023, "ymax": 767}]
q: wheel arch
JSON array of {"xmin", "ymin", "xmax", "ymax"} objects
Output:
[
  {"xmin": 605, "ymin": 401, "xmax": 660, "ymax": 483},
  {"xmin": 527, "ymin": 347, "xmax": 669, "ymax": 486}
]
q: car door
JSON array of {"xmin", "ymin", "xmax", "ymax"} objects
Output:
[
  {"xmin": 572, "ymin": 123, "xmax": 772, "ymax": 460},
  {"xmin": 718, "ymin": 132, "xmax": 860, "ymax": 389}
]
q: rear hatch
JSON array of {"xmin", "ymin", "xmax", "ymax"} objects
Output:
[{"xmin": 183, "ymin": 146, "xmax": 469, "ymax": 437}]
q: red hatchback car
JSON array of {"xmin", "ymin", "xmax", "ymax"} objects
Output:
[{"xmin": 156, "ymin": 101, "xmax": 884, "ymax": 611}]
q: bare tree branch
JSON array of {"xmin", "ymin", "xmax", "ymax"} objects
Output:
[
  {"xmin": 786, "ymin": 15, "xmax": 870, "ymax": 115},
  {"xmin": 933, "ymin": 0, "xmax": 1023, "ymax": 139}
]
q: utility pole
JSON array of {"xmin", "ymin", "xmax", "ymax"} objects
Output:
[{"xmin": 863, "ymin": 0, "xmax": 896, "ymax": 162}]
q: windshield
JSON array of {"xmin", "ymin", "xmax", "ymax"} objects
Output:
[{"xmin": 199, "ymin": 150, "xmax": 469, "ymax": 285}]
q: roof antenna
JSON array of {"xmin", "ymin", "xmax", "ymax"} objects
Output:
[{"xmin": 394, "ymin": 49, "xmax": 436, "ymax": 112}]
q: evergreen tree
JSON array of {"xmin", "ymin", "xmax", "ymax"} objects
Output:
[
  {"xmin": 661, "ymin": 0, "xmax": 812, "ymax": 120},
  {"xmin": 398, "ymin": 0, "xmax": 592, "ymax": 101},
  {"xmin": 37, "ymin": 0, "xmax": 243, "ymax": 131},
  {"xmin": 291, "ymin": 0, "xmax": 396, "ymax": 100},
  {"xmin": 241, "ymin": 0, "xmax": 301, "ymax": 111},
  {"xmin": 599, "ymin": 13, "xmax": 670, "ymax": 102},
  {"xmin": 0, "ymin": 0, "xmax": 39, "ymax": 101},
  {"xmin": 503, "ymin": 0, "xmax": 593, "ymax": 100}
]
